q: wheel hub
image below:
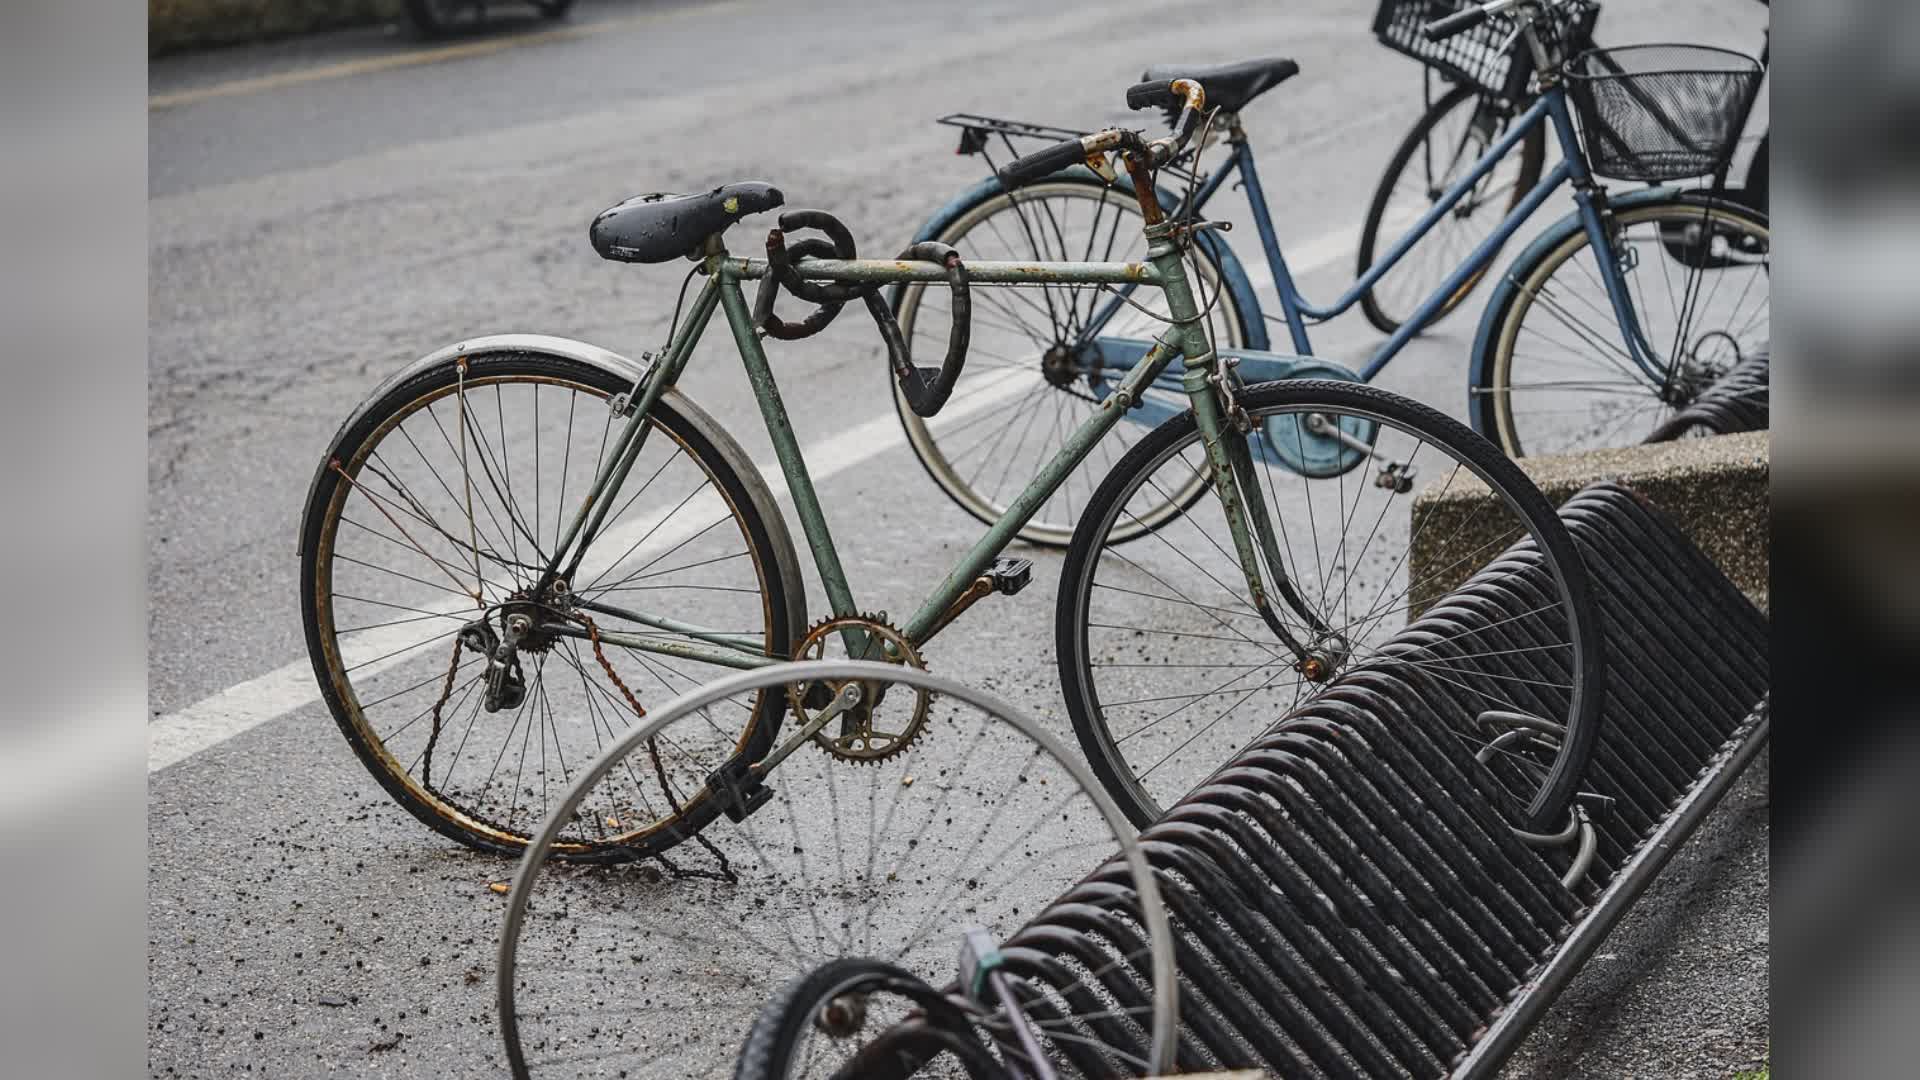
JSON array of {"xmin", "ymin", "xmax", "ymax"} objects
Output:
[
  {"xmin": 816, "ymin": 993, "xmax": 869, "ymax": 1039},
  {"xmin": 497, "ymin": 580, "xmax": 573, "ymax": 654},
  {"xmin": 1040, "ymin": 343, "xmax": 1083, "ymax": 389},
  {"xmin": 1298, "ymin": 634, "xmax": 1351, "ymax": 685}
]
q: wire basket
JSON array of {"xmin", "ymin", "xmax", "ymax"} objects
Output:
[
  {"xmin": 1373, "ymin": 0, "xmax": 1600, "ymax": 101},
  {"xmin": 1566, "ymin": 44, "xmax": 1763, "ymax": 181}
]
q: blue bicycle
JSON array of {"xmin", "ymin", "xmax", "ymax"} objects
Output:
[{"xmin": 899, "ymin": 0, "xmax": 1769, "ymax": 547}]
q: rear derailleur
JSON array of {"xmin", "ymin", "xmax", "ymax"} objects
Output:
[{"xmin": 459, "ymin": 614, "xmax": 527, "ymax": 713}]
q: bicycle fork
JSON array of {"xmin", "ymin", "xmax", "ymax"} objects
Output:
[{"xmin": 1187, "ymin": 365, "xmax": 1348, "ymax": 679}]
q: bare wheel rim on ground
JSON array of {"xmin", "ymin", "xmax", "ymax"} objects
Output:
[{"xmin": 497, "ymin": 660, "xmax": 1179, "ymax": 1079}]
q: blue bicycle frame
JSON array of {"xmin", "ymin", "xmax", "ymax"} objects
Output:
[{"xmin": 1083, "ymin": 85, "xmax": 1665, "ymax": 412}]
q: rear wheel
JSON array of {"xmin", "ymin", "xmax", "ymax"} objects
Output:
[
  {"xmin": 894, "ymin": 178, "xmax": 1251, "ymax": 547},
  {"xmin": 1059, "ymin": 380, "xmax": 1602, "ymax": 833},
  {"xmin": 1357, "ymin": 85, "xmax": 1547, "ymax": 337},
  {"xmin": 300, "ymin": 352, "xmax": 801, "ymax": 861},
  {"xmin": 531, "ymin": 0, "xmax": 575, "ymax": 17}
]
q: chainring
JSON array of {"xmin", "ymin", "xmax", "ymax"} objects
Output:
[{"xmin": 790, "ymin": 613, "xmax": 931, "ymax": 764}]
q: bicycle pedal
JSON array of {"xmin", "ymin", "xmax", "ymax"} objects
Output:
[
  {"xmin": 703, "ymin": 757, "xmax": 772, "ymax": 824},
  {"xmin": 987, "ymin": 557, "xmax": 1032, "ymax": 596}
]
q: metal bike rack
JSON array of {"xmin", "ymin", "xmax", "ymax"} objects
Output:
[{"xmin": 985, "ymin": 482, "xmax": 1769, "ymax": 1078}]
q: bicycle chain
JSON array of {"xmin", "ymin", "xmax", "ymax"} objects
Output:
[
  {"xmin": 574, "ymin": 612, "xmax": 736, "ymax": 883},
  {"xmin": 394, "ymin": 611, "xmax": 734, "ymax": 881},
  {"xmin": 419, "ymin": 636, "xmax": 463, "ymax": 791}
]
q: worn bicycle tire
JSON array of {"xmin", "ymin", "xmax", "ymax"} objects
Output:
[
  {"xmin": 1057, "ymin": 378, "xmax": 1605, "ymax": 834},
  {"xmin": 300, "ymin": 351, "xmax": 803, "ymax": 862},
  {"xmin": 1469, "ymin": 193, "xmax": 1770, "ymax": 457},
  {"xmin": 1357, "ymin": 84, "xmax": 1548, "ymax": 337}
]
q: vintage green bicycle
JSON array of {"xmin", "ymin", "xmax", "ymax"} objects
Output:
[{"xmin": 298, "ymin": 77, "xmax": 1603, "ymax": 858}]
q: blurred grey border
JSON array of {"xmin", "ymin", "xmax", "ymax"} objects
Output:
[
  {"xmin": 1771, "ymin": 0, "xmax": 1920, "ymax": 1075},
  {"xmin": 0, "ymin": 1, "xmax": 148, "ymax": 1078},
  {"xmin": 0, "ymin": 0, "xmax": 1912, "ymax": 1074}
]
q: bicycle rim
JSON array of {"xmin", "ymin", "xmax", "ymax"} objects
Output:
[{"xmin": 499, "ymin": 661, "xmax": 1179, "ymax": 1079}]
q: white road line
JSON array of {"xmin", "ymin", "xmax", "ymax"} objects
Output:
[{"xmin": 151, "ymin": 231, "xmax": 1362, "ymax": 773}]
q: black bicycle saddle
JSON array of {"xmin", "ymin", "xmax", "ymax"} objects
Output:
[
  {"xmin": 1139, "ymin": 57, "xmax": 1300, "ymax": 115},
  {"xmin": 590, "ymin": 181, "xmax": 785, "ymax": 264}
]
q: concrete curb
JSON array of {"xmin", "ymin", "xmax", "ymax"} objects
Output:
[
  {"xmin": 150, "ymin": 0, "xmax": 402, "ymax": 56},
  {"xmin": 1412, "ymin": 430, "xmax": 1770, "ymax": 609}
]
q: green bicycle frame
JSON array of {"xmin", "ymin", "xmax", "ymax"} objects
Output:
[{"xmin": 533, "ymin": 224, "xmax": 1288, "ymax": 672}]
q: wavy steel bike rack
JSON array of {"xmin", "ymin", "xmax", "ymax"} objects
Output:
[{"xmin": 935, "ymin": 481, "xmax": 1769, "ymax": 1078}]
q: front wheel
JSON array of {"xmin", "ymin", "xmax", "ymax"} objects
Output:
[
  {"xmin": 1058, "ymin": 380, "xmax": 1603, "ymax": 833},
  {"xmin": 1471, "ymin": 194, "xmax": 1770, "ymax": 457},
  {"xmin": 300, "ymin": 351, "xmax": 803, "ymax": 861},
  {"xmin": 1357, "ymin": 86, "xmax": 1547, "ymax": 337}
]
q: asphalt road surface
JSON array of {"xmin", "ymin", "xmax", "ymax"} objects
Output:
[{"xmin": 149, "ymin": 0, "xmax": 1771, "ymax": 1075}]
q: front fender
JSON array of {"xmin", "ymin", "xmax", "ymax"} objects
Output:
[
  {"xmin": 299, "ymin": 333, "xmax": 649, "ymax": 556},
  {"xmin": 894, "ymin": 168, "xmax": 1270, "ymax": 350}
]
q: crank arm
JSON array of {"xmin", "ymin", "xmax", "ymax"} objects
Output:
[{"xmin": 757, "ymin": 682, "xmax": 864, "ymax": 774}]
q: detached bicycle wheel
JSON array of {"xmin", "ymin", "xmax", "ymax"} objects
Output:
[
  {"xmin": 1357, "ymin": 86, "xmax": 1546, "ymax": 337},
  {"xmin": 499, "ymin": 661, "xmax": 1179, "ymax": 1079},
  {"xmin": 895, "ymin": 178, "xmax": 1249, "ymax": 547},
  {"xmin": 299, "ymin": 351, "xmax": 803, "ymax": 861},
  {"xmin": 1059, "ymin": 380, "xmax": 1602, "ymax": 834}
]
